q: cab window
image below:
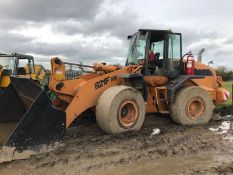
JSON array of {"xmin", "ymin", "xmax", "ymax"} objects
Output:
[
  {"xmin": 151, "ymin": 40, "xmax": 164, "ymax": 59},
  {"xmin": 168, "ymin": 34, "xmax": 181, "ymax": 72},
  {"xmin": 168, "ymin": 34, "xmax": 181, "ymax": 59},
  {"xmin": 126, "ymin": 32, "xmax": 147, "ymax": 65}
]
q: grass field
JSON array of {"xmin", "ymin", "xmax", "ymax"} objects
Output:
[{"xmin": 222, "ymin": 81, "xmax": 232, "ymax": 106}]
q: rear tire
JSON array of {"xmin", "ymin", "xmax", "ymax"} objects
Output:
[
  {"xmin": 96, "ymin": 86, "xmax": 145, "ymax": 134},
  {"xmin": 170, "ymin": 86, "xmax": 214, "ymax": 125}
]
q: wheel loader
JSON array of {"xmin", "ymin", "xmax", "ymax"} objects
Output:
[
  {"xmin": 0, "ymin": 29, "xmax": 229, "ymax": 155},
  {"xmin": 0, "ymin": 53, "xmax": 46, "ymax": 88},
  {"xmin": 0, "ymin": 53, "xmax": 47, "ymax": 122}
]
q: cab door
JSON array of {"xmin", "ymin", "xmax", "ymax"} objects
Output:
[{"xmin": 165, "ymin": 33, "xmax": 182, "ymax": 77}]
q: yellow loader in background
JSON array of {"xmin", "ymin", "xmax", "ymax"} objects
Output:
[{"xmin": 0, "ymin": 53, "xmax": 47, "ymax": 122}]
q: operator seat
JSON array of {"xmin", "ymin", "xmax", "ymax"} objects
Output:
[
  {"xmin": 17, "ymin": 67, "xmax": 27, "ymax": 75},
  {"xmin": 154, "ymin": 53, "xmax": 163, "ymax": 68}
]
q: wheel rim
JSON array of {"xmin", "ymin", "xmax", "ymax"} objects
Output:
[
  {"xmin": 118, "ymin": 100, "xmax": 138, "ymax": 128},
  {"xmin": 186, "ymin": 97, "xmax": 205, "ymax": 120}
]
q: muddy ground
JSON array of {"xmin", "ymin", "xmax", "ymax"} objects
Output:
[{"xmin": 0, "ymin": 107, "xmax": 233, "ymax": 175}]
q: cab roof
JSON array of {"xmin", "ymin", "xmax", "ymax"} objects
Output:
[
  {"xmin": 128, "ymin": 29, "xmax": 173, "ymax": 39},
  {"xmin": 0, "ymin": 53, "xmax": 34, "ymax": 60}
]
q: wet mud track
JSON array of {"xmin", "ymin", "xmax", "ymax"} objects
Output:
[{"xmin": 0, "ymin": 110, "xmax": 233, "ymax": 175}]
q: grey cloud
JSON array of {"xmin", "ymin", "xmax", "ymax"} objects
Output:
[
  {"xmin": 0, "ymin": 19, "xmax": 25, "ymax": 30},
  {"xmin": 0, "ymin": 0, "xmax": 103, "ymax": 22},
  {"xmin": 181, "ymin": 29, "xmax": 219, "ymax": 49},
  {"xmin": 0, "ymin": 32, "xmax": 34, "ymax": 53},
  {"xmin": 0, "ymin": 34, "xmax": 127, "ymax": 64},
  {"xmin": 212, "ymin": 49, "xmax": 233, "ymax": 56},
  {"xmin": 187, "ymin": 42, "xmax": 220, "ymax": 54},
  {"xmin": 223, "ymin": 38, "xmax": 233, "ymax": 44},
  {"xmin": 30, "ymin": 42, "xmax": 125, "ymax": 61},
  {"xmin": 0, "ymin": 0, "xmax": 232, "ymax": 69},
  {"xmin": 51, "ymin": 10, "xmax": 140, "ymax": 39},
  {"xmin": 52, "ymin": 16, "xmax": 221, "ymax": 54}
]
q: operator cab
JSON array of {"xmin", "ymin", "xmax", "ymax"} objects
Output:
[
  {"xmin": 0, "ymin": 53, "xmax": 35, "ymax": 76},
  {"xmin": 126, "ymin": 29, "xmax": 182, "ymax": 78}
]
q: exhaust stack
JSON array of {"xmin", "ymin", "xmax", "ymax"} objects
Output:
[{"xmin": 197, "ymin": 48, "xmax": 205, "ymax": 62}]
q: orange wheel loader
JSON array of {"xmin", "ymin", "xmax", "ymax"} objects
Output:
[{"xmin": 1, "ymin": 29, "xmax": 229, "ymax": 153}]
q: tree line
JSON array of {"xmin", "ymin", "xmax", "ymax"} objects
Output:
[{"xmin": 216, "ymin": 66, "xmax": 233, "ymax": 81}]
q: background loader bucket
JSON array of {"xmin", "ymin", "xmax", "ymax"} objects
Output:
[{"xmin": 0, "ymin": 76, "xmax": 66, "ymax": 152}]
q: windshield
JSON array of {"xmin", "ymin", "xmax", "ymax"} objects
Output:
[
  {"xmin": 126, "ymin": 32, "xmax": 147, "ymax": 65},
  {"xmin": 20, "ymin": 59, "xmax": 35, "ymax": 74},
  {"xmin": 0, "ymin": 57, "xmax": 16, "ymax": 73}
]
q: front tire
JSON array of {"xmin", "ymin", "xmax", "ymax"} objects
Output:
[
  {"xmin": 96, "ymin": 86, "xmax": 145, "ymax": 134},
  {"xmin": 170, "ymin": 86, "xmax": 214, "ymax": 125}
]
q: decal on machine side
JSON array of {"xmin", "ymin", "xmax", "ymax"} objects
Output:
[{"xmin": 95, "ymin": 76, "xmax": 117, "ymax": 89}]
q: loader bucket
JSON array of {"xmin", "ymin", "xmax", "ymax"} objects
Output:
[
  {"xmin": 0, "ymin": 76, "xmax": 66, "ymax": 152},
  {"xmin": 0, "ymin": 85, "xmax": 26, "ymax": 122}
]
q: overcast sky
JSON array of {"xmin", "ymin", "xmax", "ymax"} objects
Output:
[{"xmin": 0, "ymin": 0, "xmax": 233, "ymax": 69}]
